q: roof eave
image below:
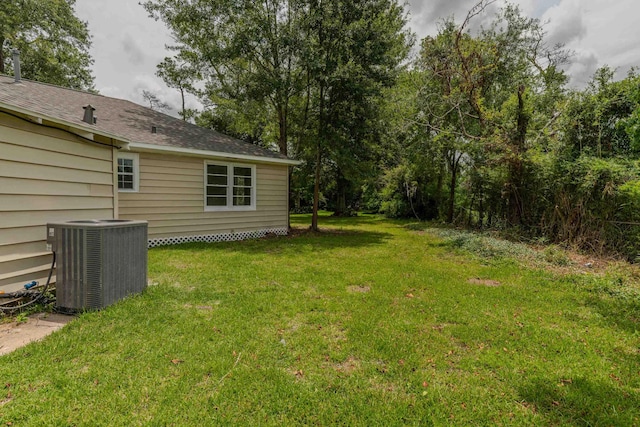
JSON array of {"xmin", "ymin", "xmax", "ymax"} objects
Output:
[
  {"xmin": 0, "ymin": 99, "xmax": 300, "ymax": 166},
  {"xmin": 0, "ymin": 100, "xmax": 130, "ymax": 147},
  {"xmin": 127, "ymin": 141, "xmax": 302, "ymax": 166}
]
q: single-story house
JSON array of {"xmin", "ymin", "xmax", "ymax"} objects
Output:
[{"xmin": 0, "ymin": 73, "xmax": 299, "ymax": 293}]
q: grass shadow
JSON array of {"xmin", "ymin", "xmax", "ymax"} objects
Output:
[
  {"xmin": 559, "ymin": 274, "xmax": 640, "ymax": 334},
  {"xmin": 401, "ymin": 220, "xmax": 448, "ymax": 232},
  {"xmin": 149, "ymin": 212, "xmax": 395, "ymax": 255},
  {"xmin": 150, "ymin": 227, "xmax": 393, "ymax": 256},
  {"xmin": 290, "ymin": 212, "xmax": 386, "ymax": 228},
  {"xmin": 517, "ymin": 376, "xmax": 640, "ymax": 425},
  {"xmin": 583, "ymin": 292, "xmax": 640, "ymax": 335}
]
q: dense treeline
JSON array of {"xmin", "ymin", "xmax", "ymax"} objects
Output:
[
  {"xmin": 378, "ymin": 63, "xmax": 640, "ymax": 258},
  {"xmin": 143, "ymin": 0, "xmax": 640, "ymax": 257},
  {"xmin": 363, "ymin": 3, "xmax": 640, "ymax": 258},
  {"xmin": 372, "ymin": 6, "xmax": 640, "ymax": 259},
  {"xmin": 5, "ymin": 0, "xmax": 638, "ymax": 256}
]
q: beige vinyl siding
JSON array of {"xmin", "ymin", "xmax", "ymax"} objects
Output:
[
  {"xmin": 118, "ymin": 152, "xmax": 288, "ymax": 239},
  {"xmin": 0, "ymin": 114, "xmax": 114, "ymax": 292}
]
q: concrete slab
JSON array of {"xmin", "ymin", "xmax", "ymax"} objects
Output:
[{"xmin": 0, "ymin": 313, "xmax": 74, "ymax": 356}]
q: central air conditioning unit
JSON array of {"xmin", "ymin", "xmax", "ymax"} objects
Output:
[{"xmin": 46, "ymin": 220, "xmax": 148, "ymax": 311}]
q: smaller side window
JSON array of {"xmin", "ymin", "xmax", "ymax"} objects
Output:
[
  {"xmin": 206, "ymin": 164, "xmax": 228, "ymax": 206},
  {"xmin": 117, "ymin": 153, "xmax": 139, "ymax": 192}
]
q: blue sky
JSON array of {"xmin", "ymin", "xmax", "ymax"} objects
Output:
[{"xmin": 75, "ymin": 0, "xmax": 640, "ymax": 111}]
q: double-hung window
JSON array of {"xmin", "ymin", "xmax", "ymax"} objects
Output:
[
  {"xmin": 117, "ymin": 153, "xmax": 139, "ymax": 192},
  {"xmin": 205, "ymin": 161, "xmax": 256, "ymax": 210}
]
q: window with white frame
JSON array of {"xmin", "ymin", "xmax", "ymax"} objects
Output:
[
  {"xmin": 117, "ymin": 153, "xmax": 139, "ymax": 192},
  {"xmin": 205, "ymin": 162, "xmax": 256, "ymax": 210}
]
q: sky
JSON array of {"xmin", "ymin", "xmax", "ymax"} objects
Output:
[{"xmin": 74, "ymin": 0, "xmax": 640, "ymax": 112}]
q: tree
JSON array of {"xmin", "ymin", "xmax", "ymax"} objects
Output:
[
  {"xmin": 144, "ymin": 0, "xmax": 411, "ymax": 231},
  {"xmin": 196, "ymin": 100, "xmax": 270, "ymax": 147},
  {"xmin": 374, "ymin": 70, "xmax": 445, "ymax": 220},
  {"xmin": 157, "ymin": 55, "xmax": 200, "ymax": 121},
  {"xmin": 413, "ymin": 1, "xmax": 568, "ymax": 226},
  {"xmin": 560, "ymin": 66, "xmax": 640, "ymax": 158},
  {"xmin": 143, "ymin": 0, "xmax": 307, "ymax": 156},
  {"xmin": 303, "ymin": 0, "xmax": 412, "ymax": 228},
  {"xmin": 142, "ymin": 90, "xmax": 171, "ymax": 112},
  {"xmin": 538, "ymin": 68, "xmax": 640, "ymax": 257},
  {"xmin": 0, "ymin": 0, "xmax": 94, "ymax": 90}
]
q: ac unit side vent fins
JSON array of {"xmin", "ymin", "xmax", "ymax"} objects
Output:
[{"xmin": 47, "ymin": 220, "xmax": 148, "ymax": 311}]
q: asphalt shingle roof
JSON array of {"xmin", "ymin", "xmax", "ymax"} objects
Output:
[{"xmin": 0, "ymin": 75, "xmax": 289, "ymax": 161}]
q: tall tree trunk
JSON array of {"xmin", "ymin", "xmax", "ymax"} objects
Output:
[
  {"xmin": 508, "ymin": 84, "xmax": 528, "ymax": 226},
  {"xmin": 334, "ymin": 168, "xmax": 347, "ymax": 216},
  {"xmin": 507, "ymin": 167, "xmax": 523, "ymax": 228},
  {"xmin": 311, "ymin": 0, "xmax": 325, "ymax": 232},
  {"xmin": 311, "ymin": 84, "xmax": 325, "ymax": 232},
  {"xmin": 447, "ymin": 152, "xmax": 460, "ymax": 223},
  {"xmin": 180, "ymin": 87, "xmax": 186, "ymax": 121},
  {"xmin": 467, "ymin": 193, "xmax": 476, "ymax": 226},
  {"xmin": 478, "ymin": 187, "xmax": 485, "ymax": 229},
  {"xmin": 312, "ymin": 145, "xmax": 321, "ymax": 230},
  {"xmin": 436, "ymin": 163, "xmax": 444, "ymax": 219},
  {"xmin": 0, "ymin": 41, "xmax": 5, "ymax": 74},
  {"xmin": 278, "ymin": 104, "xmax": 288, "ymax": 156}
]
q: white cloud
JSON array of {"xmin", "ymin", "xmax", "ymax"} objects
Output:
[
  {"xmin": 543, "ymin": 0, "xmax": 640, "ymax": 87},
  {"xmin": 96, "ymin": 86, "xmax": 126, "ymax": 99},
  {"xmin": 541, "ymin": 0, "xmax": 586, "ymax": 47},
  {"xmin": 122, "ymin": 33, "xmax": 147, "ymax": 67},
  {"xmin": 528, "ymin": 0, "xmax": 559, "ymax": 18},
  {"xmin": 407, "ymin": 0, "xmax": 497, "ymax": 40},
  {"xmin": 565, "ymin": 49, "xmax": 599, "ymax": 88},
  {"xmin": 75, "ymin": 0, "xmax": 173, "ymax": 102}
]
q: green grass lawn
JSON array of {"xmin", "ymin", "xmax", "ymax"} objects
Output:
[{"xmin": 1, "ymin": 213, "xmax": 639, "ymax": 425}]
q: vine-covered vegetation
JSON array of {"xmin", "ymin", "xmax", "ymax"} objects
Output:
[{"xmin": 371, "ymin": 7, "xmax": 640, "ymax": 259}]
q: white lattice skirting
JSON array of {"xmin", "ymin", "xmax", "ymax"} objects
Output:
[{"xmin": 147, "ymin": 227, "xmax": 289, "ymax": 248}]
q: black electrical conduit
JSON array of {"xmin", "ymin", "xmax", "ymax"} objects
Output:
[{"xmin": 0, "ymin": 252, "xmax": 56, "ymax": 312}]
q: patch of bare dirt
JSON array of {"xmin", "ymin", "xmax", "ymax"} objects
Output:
[
  {"xmin": 468, "ymin": 278, "xmax": 501, "ymax": 287},
  {"xmin": 534, "ymin": 246, "xmax": 640, "ymax": 281},
  {"xmin": 169, "ymin": 260, "xmax": 191, "ymax": 270},
  {"xmin": 333, "ymin": 356, "xmax": 360, "ymax": 373},
  {"xmin": 347, "ymin": 284, "xmax": 371, "ymax": 293}
]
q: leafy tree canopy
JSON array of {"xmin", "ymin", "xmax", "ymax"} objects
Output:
[
  {"xmin": 0, "ymin": 0, "xmax": 94, "ymax": 90},
  {"xmin": 144, "ymin": 0, "xmax": 412, "ymax": 227}
]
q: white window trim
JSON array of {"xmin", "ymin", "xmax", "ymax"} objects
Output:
[
  {"xmin": 117, "ymin": 152, "xmax": 139, "ymax": 193},
  {"xmin": 204, "ymin": 160, "xmax": 257, "ymax": 211}
]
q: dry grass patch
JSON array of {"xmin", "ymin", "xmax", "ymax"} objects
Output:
[
  {"xmin": 332, "ymin": 355, "xmax": 361, "ymax": 374},
  {"xmin": 468, "ymin": 278, "xmax": 501, "ymax": 287},
  {"xmin": 347, "ymin": 284, "xmax": 371, "ymax": 293}
]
